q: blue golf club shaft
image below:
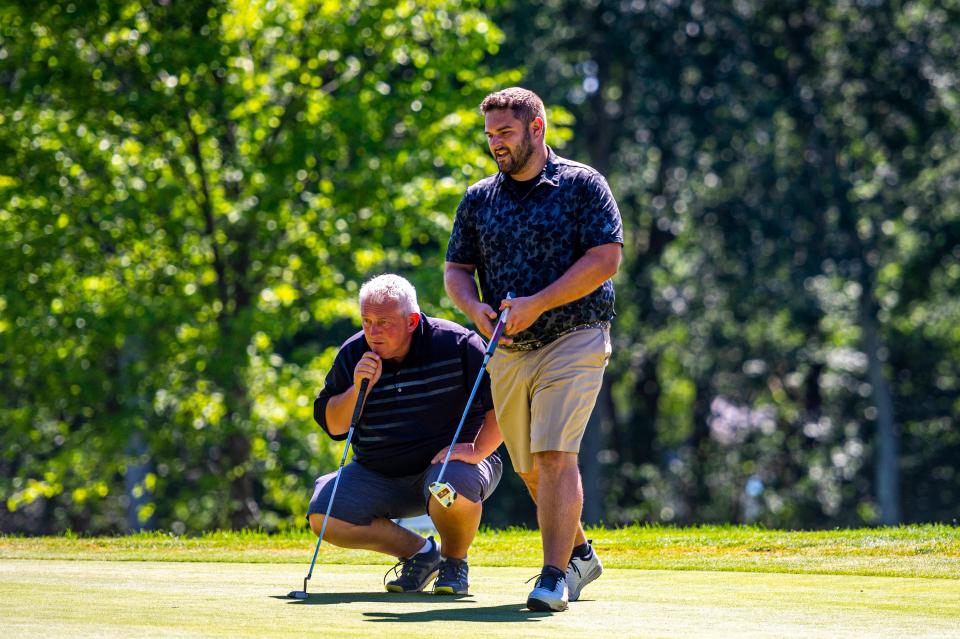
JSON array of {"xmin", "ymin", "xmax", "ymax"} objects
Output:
[
  {"xmin": 303, "ymin": 377, "xmax": 370, "ymax": 588},
  {"xmin": 434, "ymin": 294, "xmax": 513, "ymax": 484}
]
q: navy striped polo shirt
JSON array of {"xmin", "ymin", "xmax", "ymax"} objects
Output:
[{"xmin": 313, "ymin": 315, "xmax": 495, "ymax": 477}]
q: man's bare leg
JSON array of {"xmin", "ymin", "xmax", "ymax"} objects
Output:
[
  {"xmin": 308, "ymin": 513, "xmax": 424, "ymax": 558},
  {"xmin": 518, "ymin": 460, "xmax": 588, "ymax": 554},
  {"xmin": 428, "ymin": 494, "xmax": 482, "ymax": 559},
  {"xmin": 528, "ymin": 451, "xmax": 583, "ymax": 570}
]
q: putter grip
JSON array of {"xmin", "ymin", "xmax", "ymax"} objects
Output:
[
  {"xmin": 488, "ymin": 312, "xmax": 508, "ymax": 350},
  {"xmin": 486, "ymin": 292, "xmax": 514, "ymax": 355},
  {"xmin": 351, "ymin": 378, "xmax": 370, "ymax": 426}
]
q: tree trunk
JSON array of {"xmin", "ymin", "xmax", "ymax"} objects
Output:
[
  {"xmin": 121, "ymin": 336, "xmax": 155, "ymax": 532},
  {"xmin": 581, "ymin": 382, "xmax": 610, "ymax": 526},
  {"xmin": 686, "ymin": 381, "xmax": 713, "ymax": 523},
  {"xmin": 227, "ymin": 422, "xmax": 260, "ymax": 529},
  {"xmin": 124, "ymin": 430, "xmax": 155, "ymax": 532},
  {"xmin": 861, "ymin": 293, "xmax": 900, "ymax": 525}
]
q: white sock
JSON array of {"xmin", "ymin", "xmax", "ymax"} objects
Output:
[{"xmin": 415, "ymin": 538, "xmax": 433, "ymax": 555}]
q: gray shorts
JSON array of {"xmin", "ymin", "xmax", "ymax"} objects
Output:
[{"xmin": 307, "ymin": 454, "xmax": 503, "ymax": 526}]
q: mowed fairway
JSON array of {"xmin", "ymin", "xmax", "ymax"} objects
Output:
[
  {"xmin": 2, "ymin": 527, "xmax": 959, "ymax": 638},
  {"xmin": 2, "ymin": 559, "xmax": 959, "ymax": 638}
]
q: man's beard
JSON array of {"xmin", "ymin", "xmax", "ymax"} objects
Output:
[{"xmin": 497, "ymin": 129, "xmax": 534, "ymax": 176}]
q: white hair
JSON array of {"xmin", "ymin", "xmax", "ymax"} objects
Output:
[{"xmin": 359, "ymin": 274, "xmax": 420, "ymax": 315}]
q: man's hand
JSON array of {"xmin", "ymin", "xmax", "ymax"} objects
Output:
[
  {"xmin": 431, "ymin": 442, "xmax": 485, "ymax": 465},
  {"xmin": 470, "ymin": 302, "xmax": 513, "ymax": 345},
  {"xmin": 444, "ymin": 262, "xmax": 513, "ymax": 345},
  {"xmin": 500, "ymin": 295, "xmax": 545, "ymax": 336},
  {"xmin": 354, "ymin": 352, "xmax": 382, "ymax": 389}
]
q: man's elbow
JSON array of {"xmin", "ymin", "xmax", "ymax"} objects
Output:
[
  {"xmin": 444, "ymin": 262, "xmax": 475, "ymax": 290},
  {"xmin": 444, "ymin": 261, "xmax": 476, "ymax": 277},
  {"xmin": 313, "ymin": 397, "xmax": 325, "ymax": 427},
  {"xmin": 608, "ymin": 250, "xmax": 622, "ymax": 278},
  {"xmin": 599, "ymin": 245, "xmax": 622, "ymax": 279}
]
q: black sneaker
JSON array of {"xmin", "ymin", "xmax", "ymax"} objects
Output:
[
  {"xmin": 433, "ymin": 557, "xmax": 469, "ymax": 595},
  {"xmin": 384, "ymin": 537, "xmax": 442, "ymax": 593},
  {"xmin": 526, "ymin": 566, "xmax": 569, "ymax": 612}
]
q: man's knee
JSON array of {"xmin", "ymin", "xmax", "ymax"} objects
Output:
[
  {"xmin": 534, "ymin": 450, "xmax": 579, "ymax": 475},
  {"xmin": 428, "ymin": 492, "xmax": 481, "ymax": 519},
  {"xmin": 308, "ymin": 513, "xmax": 357, "ymax": 545}
]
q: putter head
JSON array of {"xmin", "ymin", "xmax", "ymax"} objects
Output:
[
  {"xmin": 428, "ymin": 481, "xmax": 457, "ymax": 508},
  {"xmin": 288, "ymin": 590, "xmax": 309, "ymax": 600}
]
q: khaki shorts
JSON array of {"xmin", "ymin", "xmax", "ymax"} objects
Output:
[{"xmin": 488, "ymin": 326, "xmax": 611, "ymax": 473}]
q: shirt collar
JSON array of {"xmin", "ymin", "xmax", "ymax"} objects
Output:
[{"xmin": 496, "ymin": 146, "xmax": 561, "ymax": 191}]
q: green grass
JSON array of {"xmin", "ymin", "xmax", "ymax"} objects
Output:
[
  {"xmin": 2, "ymin": 525, "xmax": 959, "ymax": 638},
  {"xmin": 2, "ymin": 524, "xmax": 959, "ymax": 578},
  {"xmin": 2, "ymin": 560, "xmax": 959, "ymax": 638}
]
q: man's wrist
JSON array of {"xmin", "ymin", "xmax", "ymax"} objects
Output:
[
  {"xmin": 469, "ymin": 300, "xmax": 487, "ymax": 322},
  {"xmin": 463, "ymin": 443, "xmax": 484, "ymax": 463},
  {"xmin": 530, "ymin": 292, "xmax": 551, "ymax": 316}
]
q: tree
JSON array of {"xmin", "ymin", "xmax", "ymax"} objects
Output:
[
  {"xmin": 0, "ymin": 0, "xmax": 514, "ymax": 532},
  {"xmin": 489, "ymin": 0, "xmax": 960, "ymax": 526}
]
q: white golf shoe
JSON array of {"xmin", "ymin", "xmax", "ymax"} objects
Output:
[
  {"xmin": 526, "ymin": 567, "xmax": 569, "ymax": 612},
  {"xmin": 566, "ymin": 540, "xmax": 603, "ymax": 601}
]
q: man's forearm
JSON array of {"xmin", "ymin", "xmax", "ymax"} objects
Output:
[
  {"xmin": 532, "ymin": 243, "xmax": 621, "ymax": 314},
  {"xmin": 473, "ymin": 409, "xmax": 502, "ymax": 459},
  {"xmin": 323, "ymin": 385, "xmax": 363, "ymax": 436},
  {"xmin": 444, "ymin": 263, "xmax": 482, "ymax": 317}
]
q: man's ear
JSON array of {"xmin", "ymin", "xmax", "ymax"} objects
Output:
[
  {"xmin": 531, "ymin": 116, "xmax": 545, "ymax": 140},
  {"xmin": 408, "ymin": 312, "xmax": 421, "ymax": 332}
]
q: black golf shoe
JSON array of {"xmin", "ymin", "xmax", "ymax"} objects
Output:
[
  {"xmin": 433, "ymin": 557, "xmax": 469, "ymax": 595},
  {"xmin": 384, "ymin": 536, "xmax": 442, "ymax": 592}
]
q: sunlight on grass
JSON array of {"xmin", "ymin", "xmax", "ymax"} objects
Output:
[{"xmin": 1, "ymin": 524, "xmax": 958, "ymax": 579}]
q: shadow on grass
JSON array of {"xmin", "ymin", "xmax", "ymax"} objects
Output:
[
  {"xmin": 363, "ymin": 604, "xmax": 549, "ymax": 623},
  {"xmin": 271, "ymin": 592, "xmax": 460, "ymax": 605},
  {"xmin": 270, "ymin": 593, "xmax": 550, "ymax": 622}
]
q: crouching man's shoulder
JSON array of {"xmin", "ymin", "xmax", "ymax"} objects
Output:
[{"xmin": 424, "ymin": 316, "xmax": 485, "ymax": 349}]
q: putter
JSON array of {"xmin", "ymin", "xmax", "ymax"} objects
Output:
[
  {"xmin": 288, "ymin": 377, "xmax": 370, "ymax": 600},
  {"xmin": 429, "ymin": 293, "xmax": 514, "ymax": 508}
]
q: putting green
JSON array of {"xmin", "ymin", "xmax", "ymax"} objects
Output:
[{"xmin": 1, "ymin": 560, "xmax": 958, "ymax": 638}]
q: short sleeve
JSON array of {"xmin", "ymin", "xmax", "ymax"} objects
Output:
[
  {"xmin": 578, "ymin": 173, "xmax": 624, "ymax": 250},
  {"xmin": 446, "ymin": 192, "xmax": 481, "ymax": 265},
  {"xmin": 313, "ymin": 347, "xmax": 355, "ymax": 441}
]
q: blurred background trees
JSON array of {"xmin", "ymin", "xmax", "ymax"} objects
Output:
[{"xmin": 1, "ymin": 0, "xmax": 958, "ymax": 534}]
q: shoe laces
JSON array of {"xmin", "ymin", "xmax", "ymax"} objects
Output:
[
  {"xmin": 567, "ymin": 559, "xmax": 582, "ymax": 579},
  {"xmin": 384, "ymin": 559, "xmax": 404, "ymax": 585},
  {"xmin": 438, "ymin": 559, "xmax": 467, "ymax": 582},
  {"xmin": 384, "ymin": 554, "xmax": 423, "ymax": 585},
  {"xmin": 526, "ymin": 570, "xmax": 563, "ymax": 592}
]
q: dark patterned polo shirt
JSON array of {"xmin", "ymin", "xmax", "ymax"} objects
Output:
[
  {"xmin": 446, "ymin": 147, "xmax": 624, "ymax": 347},
  {"xmin": 313, "ymin": 315, "xmax": 495, "ymax": 477}
]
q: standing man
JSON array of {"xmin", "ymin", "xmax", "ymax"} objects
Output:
[
  {"xmin": 310, "ymin": 274, "xmax": 503, "ymax": 595},
  {"xmin": 445, "ymin": 87, "xmax": 623, "ymax": 612}
]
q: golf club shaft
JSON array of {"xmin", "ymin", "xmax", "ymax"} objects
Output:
[
  {"xmin": 304, "ymin": 377, "xmax": 370, "ymax": 583},
  {"xmin": 435, "ymin": 295, "xmax": 513, "ymax": 484}
]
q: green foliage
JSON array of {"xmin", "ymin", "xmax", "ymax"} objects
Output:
[
  {"xmin": 3, "ymin": 0, "xmax": 960, "ymax": 534},
  {"xmin": 490, "ymin": 0, "xmax": 960, "ymax": 527},
  {"xmin": 0, "ymin": 0, "xmax": 511, "ymax": 533}
]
